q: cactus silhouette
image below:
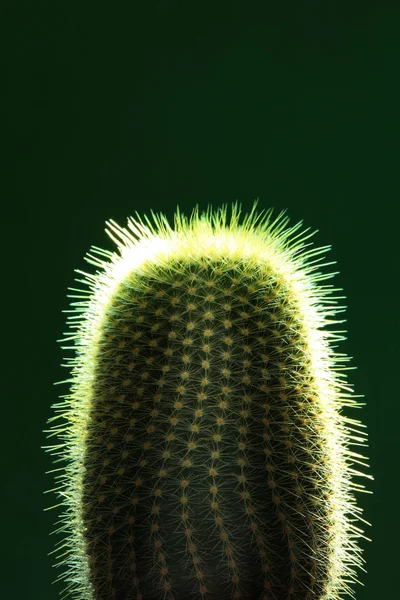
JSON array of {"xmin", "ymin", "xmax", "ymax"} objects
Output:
[{"xmin": 43, "ymin": 200, "xmax": 373, "ymax": 600}]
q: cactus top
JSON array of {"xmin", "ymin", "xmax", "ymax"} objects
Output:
[{"xmin": 43, "ymin": 201, "xmax": 373, "ymax": 600}]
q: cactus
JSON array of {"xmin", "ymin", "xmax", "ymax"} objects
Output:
[{"xmin": 43, "ymin": 200, "xmax": 373, "ymax": 600}]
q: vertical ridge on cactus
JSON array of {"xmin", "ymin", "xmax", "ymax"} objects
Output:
[{"xmin": 43, "ymin": 200, "xmax": 373, "ymax": 600}]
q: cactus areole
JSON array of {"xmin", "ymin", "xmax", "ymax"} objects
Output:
[{"xmin": 43, "ymin": 200, "xmax": 373, "ymax": 600}]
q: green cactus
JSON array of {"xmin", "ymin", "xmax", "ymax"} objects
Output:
[{"xmin": 43, "ymin": 200, "xmax": 373, "ymax": 600}]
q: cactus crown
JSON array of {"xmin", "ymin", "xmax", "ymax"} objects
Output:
[{"xmin": 43, "ymin": 200, "xmax": 373, "ymax": 600}]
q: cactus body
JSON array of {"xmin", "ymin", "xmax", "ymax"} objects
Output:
[{"xmin": 43, "ymin": 201, "xmax": 373, "ymax": 600}]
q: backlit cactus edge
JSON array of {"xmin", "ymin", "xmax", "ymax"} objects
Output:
[{"xmin": 43, "ymin": 200, "xmax": 373, "ymax": 600}]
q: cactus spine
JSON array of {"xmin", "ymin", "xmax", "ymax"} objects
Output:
[{"xmin": 43, "ymin": 200, "xmax": 373, "ymax": 600}]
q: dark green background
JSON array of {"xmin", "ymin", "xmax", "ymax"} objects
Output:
[{"xmin": 4, "ymin": 1, "xmax": 397, "ymax": 599}]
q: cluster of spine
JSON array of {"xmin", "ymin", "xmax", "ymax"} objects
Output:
[{"xmin": 43, "ymin": 202, "xmax": 373, "ymax": 600}]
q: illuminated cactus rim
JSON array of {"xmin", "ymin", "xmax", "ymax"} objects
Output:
[{"xmin": 43, "ymin": 200, "xmax": 373, "ymax": 600}]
